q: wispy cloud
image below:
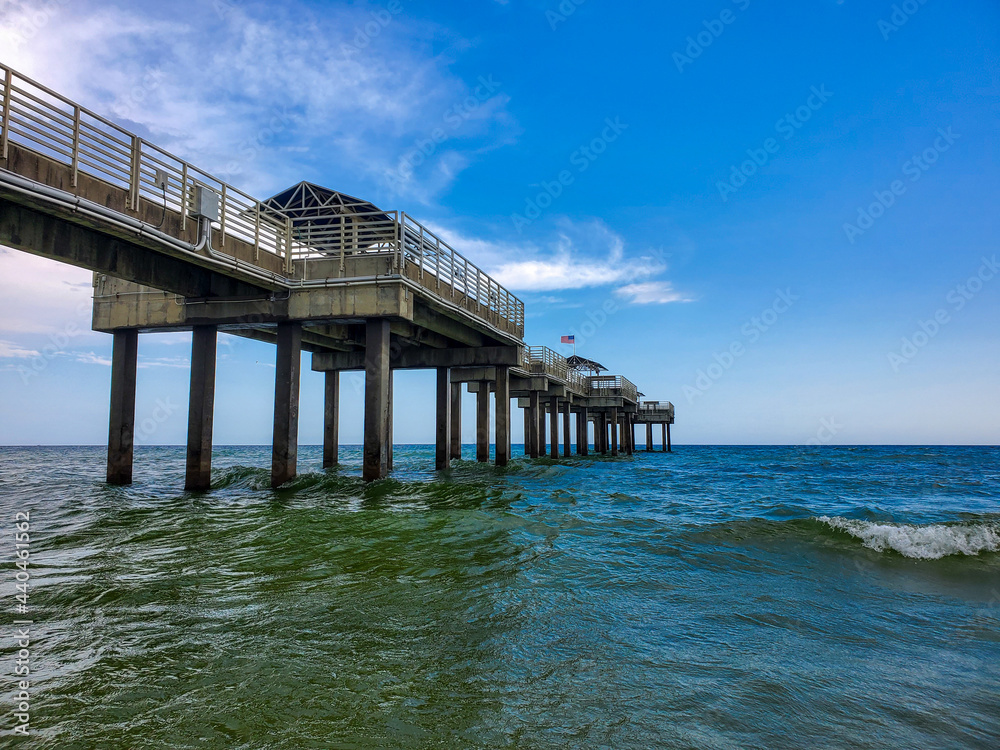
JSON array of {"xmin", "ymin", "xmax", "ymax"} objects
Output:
[
  {"xmin": 0, "ymin": 340, "xmax": 41, "ymax": 359},
  {"xmin": 426, "ymin": 219, "xmax": 670, "ymax": 293},
  {"xmin": 0, "ymin": 0, "xmax": 517, "ymax": 198},
  {"xmin": 615, "ymin": 281, "xmax": 694, "ymax": 305}
]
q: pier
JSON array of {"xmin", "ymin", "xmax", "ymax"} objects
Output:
[{"xmin": 0, "ymin": 63, "xmax": 674, "ymax": 488}]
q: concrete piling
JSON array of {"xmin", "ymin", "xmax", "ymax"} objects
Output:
[
  {"xmin": 450, "ymin": 382, "xmax": 462, "ymax": 460},
  {"xmin": 476, "ymin": 381, "xmax": 490, "ymax": 462},
  {"xmin": 271, "ymin": 321, "xmax": 302, "ymax": 489},
  {"xmin": 107, "ymin": 328, "xmax": 138, "ymax": 486},
  {"xmin": 362, "ymin": 319, "xmax": 390, "ymax": 482},
  {"xmin": 323, "ymin": 371, "xmax": 339, "ymax": 468},
  {"xmin": 495, "ymin": 366, "xmax": 510, "ymax": 467},
  {"xmin": 184, "ymin": 325, "xmax": 217, "ymax": 491},
  {"xmin": 436, "ymin": 367, "xmax": 451, "ymax": 471}
]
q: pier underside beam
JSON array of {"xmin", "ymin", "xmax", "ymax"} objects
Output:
[
  {"xmin": 323, "ymin": 371, "xmax": 339, "ymax": 468},
  {"xmin": 495, "ymin": 366, "xmax": 510, "ymax": 467},
  {"xmin": 107, "ymin": 328, "xmax": 138, "ymax": 485},
  {"xmin": 185, "ymin": 325, "xmax": 217, "ymax": 491},
  {"xmin": 436, "ymin": 368, "xmax": 451, "ymax": 471},
  {"xmin": 271, "ymin": 322, "xmax": 302, "ymax": 488},
  {"xmin": 363, "ymin": 319, "xmax": 391, "ymax": 481}
]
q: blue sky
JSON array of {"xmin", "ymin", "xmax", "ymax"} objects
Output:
[{"xmin": 0, "ymin": 0, "xmax": 998, "ymax": 446}]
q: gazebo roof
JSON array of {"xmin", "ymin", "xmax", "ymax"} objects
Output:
[{"xmin": 567, "ymin": 355, "xmax": 606, "ymax": 373}]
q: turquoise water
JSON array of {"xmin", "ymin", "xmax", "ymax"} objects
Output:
[{"xmin": 1, "ymin": 445, "xmax": 998, "ymax": 748}]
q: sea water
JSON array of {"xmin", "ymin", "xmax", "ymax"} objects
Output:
[{"xmin": 0, "ymin": 445, "xmax": 997, "ymax": 748}]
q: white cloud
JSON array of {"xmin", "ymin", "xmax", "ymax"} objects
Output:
[
  {"xmin": 424, "ymin": 219, "xmax": 668, "ymax": 293},
  {"xmin": 615, "ymin": 281, "xmax": 693, "ymax": 305},
  {"xmin": 73, "ymin": 351, "xmax": 112, "ymax": 366},
  {"xmin": 0, "ymin": 0, "xmax": 517, "ymax": 198},
  {"xmin": 0, "ymin": 340, "xmax": 40, "ymax": 359}
]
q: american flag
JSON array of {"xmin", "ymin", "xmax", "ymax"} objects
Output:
[{"xmin": 561, "ymin": 335, "xmax": 575, "ymax": 344}]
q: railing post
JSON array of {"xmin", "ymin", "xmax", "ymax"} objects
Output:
[
  {"xmin": 418, "ymin": 223, "xmax": 424, "ymax": 281},
  {"xmin": 219, "ymin": 184, "xmax": 227, "ymax": 248},
  {"xmin": 71, "ymin": 106, "xmax": 81, "ymax": 188},
  {"xmin": 284, "ymin": 216, "xmax": 294, "ymax": 275},
  {"xmin": 180, "ymin": 163, "xmax": 188, "ymax": 231},
  {"xmin": 253, "ymin": 200, "xmax": 261, "ymax": 261},
  {"xmin": 1, "ymin": 67, "xmax": 11, "ymax": 161},
  {"xmin": 129, "ymin": 135, "xmax": 141, "ymax": 210}
]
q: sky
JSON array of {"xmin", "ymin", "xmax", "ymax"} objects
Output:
[{"xmin": 0, "ymin": 0, "xmax": 998, "ymax": 446}]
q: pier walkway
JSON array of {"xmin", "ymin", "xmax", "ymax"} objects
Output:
[{"xmin": 0, "ymin": 62, "xmax": 674, "ymax": 488}]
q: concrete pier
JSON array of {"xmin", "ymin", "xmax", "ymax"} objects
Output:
[
  {"xmin": 323, "ymin": 371, "xmax": 339, "ymax": 468},
  {"xmin": 450, "ymin": 382, "xmax": 462, "ymax": 460},
  {"xmin": 495, "ymin": 366, "xmax": 510, "ymax": 467},
  {"xmin": 436, "ymin": 368, "xmax": 451, "ymax": 471},
  {"xmin": 185, "ymin": 325, "xmax": 217, "ymax": 491},
  {"xmin": 107, "ymin": 329, "xmax": 138, "ymax": 485},
  {"xmin": 271, "ymin": 322, "xmax": 302, "ymax": 488},
  {"xmin": 476, "ymin": 382, "xmax": 490, "ymax": 462},
  {"xmin": 549, "ymin": 396, "xmax": 559, "ymax": 459},
  {"xmin": 562, "ymin": 402, "xmax": 572, "ymax": 457},
  {"xmin": 363, "ymin": 319, "xmax": 391, "ymax": 482}
]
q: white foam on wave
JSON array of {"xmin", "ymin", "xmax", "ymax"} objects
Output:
[{"xmin": 818, "ymin": 516, "xmax": 1000, "ymax": 559}]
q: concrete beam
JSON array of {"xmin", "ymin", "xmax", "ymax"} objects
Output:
[
  {"xmin": 456, "ymin": 368, "xmax": 497, "ymax": 385},
  {"xmin": 271, "ymin": 322, "xmax": 301, "ymax": 488},
  {"xmin": 312, "ymin": 345, "xmax": 520, "ymax": 372},
  {"xmin": 412, "ymin": 302, "xmax": 485, "ymax": 347},
  {"xmin": 0, "ymin": 197, "xmax": 267, "ymax": 299},
  {"xmin": 184, "ymin": 325, "xmax": 217, "ymax": 491}
]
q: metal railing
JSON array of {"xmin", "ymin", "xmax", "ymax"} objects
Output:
[
  {"xmin": 0, "ymin": 62, "xmax": 524, "ymax": 336},
  {"xmin": 638, "ymin": 400, "xmax": 674, "ymax": 419},
  {"xmin": 587, "ymin": 375, "xmax": 639, "ymax": 403},
  {"xmin": 521, "ymin": 346, "xmax": 588, "ymax": 393}
]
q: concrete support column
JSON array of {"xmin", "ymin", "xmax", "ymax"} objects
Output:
[
  {"xmin": 562, "ymin": 402, "xmax": 571, "ymax": 457},
  {"xmin": 579, "ymin": 407, "xmax": 589, "ymax": 455},
  {"xmin": 387, "ymin": 371, "xmax": 394, "ymax": 471},
  {"xmin": 185, "ymin": 325, "xmax": 217, "ymax": 491},
  {"xmin": 450, "ymin": 382, "xmax": 462, "ymax": 460},
  {"xmin": 646, "ymin": 422, "xmax": 653, "ymax": 452},
  {"xmin": 666, "ymin": 422, "xmax": 672, "ymax": 453},
  {"xmin": 610, "ymin": 407, "xmax": 619, "ymax": 456},
  {"xmin": 495, "ymin": 366, "xmax": 510, "ymax": 467},
  {"xmin": 537, "ymin": 399, "xmax": 546, "ymax": 458},
  {"xmin": 435, "ymin": 367, "xmax": 450, "ymax": 471},
  {"xmin": 528, "ymin": 391, "xmax": 540, "ymax": 458},
  {"xmin": 549, "ymin": 396, "xmax": 559, "ymax": 459},
  {"xmin": 271, "ymin": 321, "xmax": 302, "ymax": 488},
  {"xmin": 107, "ymin": 329, "xmax": 138, "ymax": 485},
  {"xmin": 323, "ymin": 371, "xmax": 340, "ymax": 468},
  {"xmin": 523, "ymin": 408, "xmax": 531, "ymax": 456},
  {"xmin": 476, "ymin": 381, "xmax": 490, "ymax": 462},
  {"xmin": 625, "ymin": 413, "xmax": 633, "ymax": 456},
  {"xmin": 363, "ymin": 319, "xmax": 391, "ymax": 482}
]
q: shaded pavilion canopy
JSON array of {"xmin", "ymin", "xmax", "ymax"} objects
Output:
[
  {"xmin": 567, "ymin": 355, "xmax": 606, "ymax": 373},
  {"xmin": 260, "ymin": 181, "xmax": 395, "ymax": 254}
]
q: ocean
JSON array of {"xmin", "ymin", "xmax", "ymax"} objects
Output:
[{"xmin": 1, "ymin": 444, "xmax": 998, "ymax": 748}]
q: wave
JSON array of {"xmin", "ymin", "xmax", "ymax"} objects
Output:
[{"xmin": 818, "ymin": 516, "xmax": 1000, "ymax": 559}]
